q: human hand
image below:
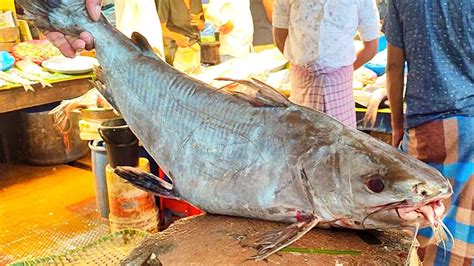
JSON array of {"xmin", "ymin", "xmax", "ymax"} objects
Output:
[
  {"xmin": 173, "ymin": 34, "xmax": 191, "ymax": 48},
  {"xmin": 46, "ymin": 0, "xmax": 102, "ymax": 58},
  {"xmin": 391, "ymin": 127, "xmax": 404, "ymax": 148},
  {"xmin": 219, "ymin": 21, "xmax": 234, "ymax": 35},
  {"xmin": 190, "ymin": 13, "xmax": 205, "ymax": 30}
]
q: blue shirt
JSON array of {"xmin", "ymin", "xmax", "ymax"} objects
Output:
[{"xmin": 382, "ymin": 0, "xmax": 474, "ymax": 128}]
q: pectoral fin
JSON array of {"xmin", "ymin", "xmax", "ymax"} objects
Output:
[
  {"xmin": 114, "ymin": 166, "xmax": 181, "ymax": 200},
  {"xmin": 250, "ymin": 216, "xmax": 320, "ymax": 261}
]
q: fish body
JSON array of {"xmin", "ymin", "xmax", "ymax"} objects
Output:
[
  {"xmin": 0, "ymin": 70, "xmax": 34, "ymax": 92},
  {"xmin": 10, "ymin": 68, "xmax": 52, "ymax": 88},
  {"xmin": 15, "ymin": 60, "xmax": 52, "ymax": 88},
  {"xmin": 19, "ymin": 0, "xmax": 453, "ymax": 260}
]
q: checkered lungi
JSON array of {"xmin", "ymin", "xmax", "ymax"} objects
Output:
[
  {"xmin": 401, "ymin": 116, "xmax": 474, "ymax": 265},
  {"xmin": 289, "ymin": 64, "xmax": 356, "ymax": 128}
]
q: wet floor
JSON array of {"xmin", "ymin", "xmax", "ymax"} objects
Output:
[{"xmin": 0, "ymin": 161, "xmax": 109, "ymax": 265}]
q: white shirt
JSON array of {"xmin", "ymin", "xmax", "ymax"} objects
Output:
[
  {"xmin": 273, "ymin": 0, "xmax": 380, "ymax": 67},
  {"xmin": 206, "ymin": 0, "xmax": 254, "ymax": 58},
  {"xmin": 115, "ymin": 0, "xmax": 164, "ymax": 57}
]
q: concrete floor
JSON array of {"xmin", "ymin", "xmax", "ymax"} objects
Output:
[{"xmin": 0, "ymin": 161, "xmax": 109, "ymax": 265}]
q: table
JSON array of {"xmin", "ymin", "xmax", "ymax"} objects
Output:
[
  {"xmin": 0, "ymin": 74, "xmax": 94, "ymax": 114},
  {"xmin": 0, "ymin": 75, "xmax": 94, "ymax": 162}
]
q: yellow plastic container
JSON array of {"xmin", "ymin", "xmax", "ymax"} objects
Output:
[
  {"xmin": 106, "ymin": 158, "xmax": 159, "ymax": 233},
  {"xmin": 0, "ymin": 0, "xmax": 16, "ymax": 16}
]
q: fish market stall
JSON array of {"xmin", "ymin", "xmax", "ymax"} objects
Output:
[
  {"xmin": 1, "ymin": 1, "xmax": 453, "ymax": 265},
  {"xmin": 0, "ymin": 75, "xmax": 94, "ymax": 114}
]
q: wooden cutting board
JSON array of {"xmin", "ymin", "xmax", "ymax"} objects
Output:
[{"xmin": 123, "ymin": 214, "xmax": 415, "ymax": 265}]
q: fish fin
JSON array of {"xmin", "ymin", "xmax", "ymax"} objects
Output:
[
  {"xmin": 216, "ymin": 77, "xmax": 291, "ymax": 108},
  {"xmin": 91, "ymin": 66, "xmax": 121, "ymax": 114},
  {"xmin": 92, "ymin": 65, "xmax": 109, "ymax": 96},
  {"xmin": 250, "ymin": 216, "xmax": 320, "ymax": 261},
  {"xmin": 131, "ymin": 32, "xmax": 159, "ymax": 59},
  {"xmin": 114, "ymin": 166, "xmax": 181, "ymax": 200}
]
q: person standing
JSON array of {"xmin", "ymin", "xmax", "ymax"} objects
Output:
[
  {"xmin": 158, "ymin": 0, "xmax": 205, "ymax": 73},
  {"xmin": 273, "ymin": 0, "xmax": 380, "ymax": 127},
  {"xmin": 205, "ymin": 0, "xmax": 254, "ymax": 62},
  {"xmin": 250, "ymin": 0, "xmax": 274, "ymax": 47},
  {"xmin": 115, "ymin": 0, "xmax": 164, "ymax": 57},
  {"xmin": 384, "ymin": 0, "xmax": 474, "ymax": 264}
]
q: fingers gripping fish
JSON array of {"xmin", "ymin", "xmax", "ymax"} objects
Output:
[{"xmin": 18, "ymin": 0, "xmax": 453, "ymax": 261}]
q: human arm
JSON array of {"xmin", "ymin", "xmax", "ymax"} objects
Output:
[
  {"xmin": 47, "ymin": 0, "xmax": 101, "ymax": 58},
  {"xmin": 160, "ymin": 23, "xmax": 191, "ymax": 48},
  {"xmin": 158, "ymin": 0, "xmax": 190, "ymax": 48},
  {"xmin": 273, "ymin": 27, "xmax": 288, "ymax": 54},
  {"xmin": 262, "ymin": 0, "xmax": 274, "ymax": 23},
  {"xmin": 386, "ymin": 44, "xmax": 405, "ymax": 147},
  {"xmin": 355, "ymin": 0, "xmax": 381, "ymax": 69},
  {"xmin": 353, "ymin": 39, "xmax": 379, "ymax": 70},
  {"xmin": 383, "ymin": 0, "xmax": 407, "ymax": 147},
  {"xmin": 190, "ymin": 12, "xmax": 205, "ymax": 31},
  {"xmin": 272, "ymin": 0, "xmax": 289, "ymax": 54}
]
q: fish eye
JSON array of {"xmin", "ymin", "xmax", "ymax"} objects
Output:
[{"xmin": 365, "ymin": 175, "xmax": 385, "ymax": 193}]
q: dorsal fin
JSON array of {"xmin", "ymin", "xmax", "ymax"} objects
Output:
[
  {"xmin": 216, "ymin": 77, "xmax": 292, "ymax": 108},
  {"xmin": 131, "ymin": 32, "xmax": 159, "ymax": 59}
]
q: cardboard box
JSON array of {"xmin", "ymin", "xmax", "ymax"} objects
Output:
[{"xmin": 0, "ymin": 26, "xmax": 19, "ymax": 43}]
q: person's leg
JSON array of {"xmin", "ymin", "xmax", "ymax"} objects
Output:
[
  {"xmin": 289, "ymin": 64, "xmax": 325, "ymax": 113},
  {"xmin": 402, "ymin": 116, "xmax": 474, "ymax": 265},
  {"xmin": 320, "ymin": 65, "xmax": 356, "ymax": 128}
]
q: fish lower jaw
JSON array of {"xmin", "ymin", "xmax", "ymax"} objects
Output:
[{"xmin": 396, "ymin": 200, "xmax": 446, "ymax": 227}]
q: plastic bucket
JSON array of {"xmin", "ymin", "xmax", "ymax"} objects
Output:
[
  {"xmin": 106, "ymin": 158, "xmax": 159, "ymax": 233},
  {"xmin": 99, "ymin": 119, "xmax": 139, "ymax": 168},
  {"xmin": 20, "ymin": 103, "xmax": 88, "ymax": 166}
]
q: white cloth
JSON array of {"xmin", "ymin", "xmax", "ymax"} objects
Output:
[
  {"xmin": 115, "ymin": 0, "xmax": 164, "ymax": 57},
  {"xmin": 205, "ymin": 0, "xmax": 254, "ymax": 59},
  {"xmin": 273, "ymin": 0, "xmax": 380, "ymax": 67}
]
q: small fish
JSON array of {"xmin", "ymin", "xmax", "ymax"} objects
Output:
[
  {"xmin": 15, "ymin": 60, "xmax": 50, "ymax": 77},
  {"xmin": 19, "ymin": 0, "xmax": 453, "ymax": 262},
  {"xmin": 0, "ymin": 70, "xmax": 34, "ymax": 92},
  {"xmin": 10, "ymin": 68, "xmax": 52, "ymax": 88}
]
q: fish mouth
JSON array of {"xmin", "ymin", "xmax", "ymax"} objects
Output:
[
  {"xmin": 396, "ymin": 200, "xmax": 445, "ymax": 225},
  {"xmin": 365, "ymin": 194, "xmax": 450, "ymax": 228}
]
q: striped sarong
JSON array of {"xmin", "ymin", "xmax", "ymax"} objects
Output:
[
  {"xmin": 401, "ymin": 116, "xmax": 474, "ymax": 265},
  {"xmin": 289, "ymin": 64, "xmax": 356, "ymax": 128}
]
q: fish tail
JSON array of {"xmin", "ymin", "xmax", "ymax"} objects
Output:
[
  {"xmin": 114, "ymin": 166, "xmax": 182, "ymax": 200},
  {"xmin": 39, "ymin": 78, "xmax": 52, "ymax": 88},
  {"xmin": 17, "ymin": 0, "xmax": 93, "ymax": 36},
  {"xmin": 23, "ymin": 83, "xmax": 35, "ymax": 92}
]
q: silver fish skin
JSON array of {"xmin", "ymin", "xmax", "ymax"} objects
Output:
[{"xmin": 19, "ymin": 0, "xmax": 452, "ymax": 241}]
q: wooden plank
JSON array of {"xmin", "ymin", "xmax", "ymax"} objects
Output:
[
  {"xmin": 0, "ymin": 78, "xmax": 94, "ymax": 113},
  {"xmin": 124, "ymin": 215, "xmax": 415, "ymax": 265}
]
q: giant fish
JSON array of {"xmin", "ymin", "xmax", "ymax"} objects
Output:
[{"xmin": 19, "ymin": 0, "xmax": 453, "ymax": 261}]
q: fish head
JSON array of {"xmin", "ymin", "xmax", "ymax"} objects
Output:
[
  {"xmin": 299, "ymin": 130, "xmax": 452, "ymax": 230},
  {"xmin": 17, "ymin": 0, "xmax": 92, "ymax": 36},
  {"xmin": 343, "ymin": 131, "xmax": 452, "ymax": 229}
]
